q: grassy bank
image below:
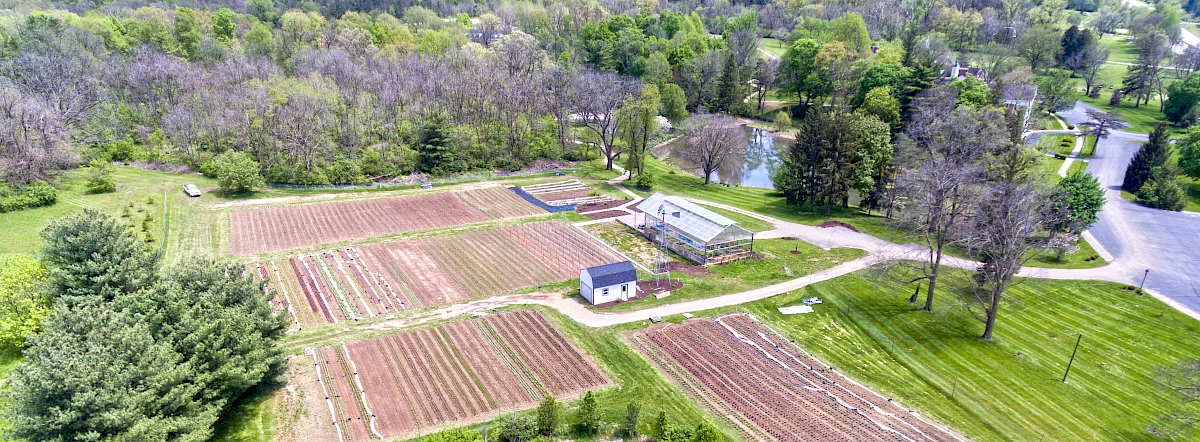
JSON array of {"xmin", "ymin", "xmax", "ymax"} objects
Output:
[{"xmin": 743, "ymin": 270, "xmax": 1200, "ymax": 441}]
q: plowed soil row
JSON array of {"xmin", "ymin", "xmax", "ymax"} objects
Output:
[
  {"xmin": 357, "ymin": 221, "xmax": 625, "ymax": 308},
  {"xmin": 632, "ymin": 315, "xmax": 962, "ymax": 442},
  {"xmin": 311, "ymin": 310, "xmax": 606, "ymax": 441},
  {"xmin": 230, "ymin": 187, "xmax": 544, "ymax": 255}
]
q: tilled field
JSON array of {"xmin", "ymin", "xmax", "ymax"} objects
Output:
[
  {"xmin": 630, "ymin": 314, "xmax": 964, "ymax": 442},
  {"xmin": 230, "ymin": 187, "xmax": 544, "ymax": 255},
  {"xmin": 247, "ymin": 249, "xmax": 409, "ymax": 330},
  {"xmin": 306, "ymin": 310, "xmax": 610, "ymax": 441},
  {"xmin": 356, "ymin": 221, "xmax": 625, "ymax": 307}
]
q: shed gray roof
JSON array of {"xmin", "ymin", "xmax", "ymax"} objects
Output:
[
  {"xmin": 584, "ymin": 261, "xmax": 636, "ymax": 288},
  {"xmin": 637, "ymin": 193, "xmax": 752, "ymax": 243}
]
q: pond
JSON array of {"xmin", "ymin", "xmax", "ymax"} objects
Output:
[{"xmin": 652, "ymin": 126, "xmax": 791, "ymax": 190}]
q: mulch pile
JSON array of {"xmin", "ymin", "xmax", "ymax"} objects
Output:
[
  {"xmin": 577, "ymin": 200, "xmax": 629, "ymax": 212},
  {"xmin": 817, "ymin": 221, "xmax": 860, "ymax": 232},
  {"xmin": 582, "ymin": 210, "xmax": 628, "ymax": 220}
]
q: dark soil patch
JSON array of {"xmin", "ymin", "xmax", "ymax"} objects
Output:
[
  {"xmin": 790, "ymin": 250, "xmax": 803, "ymax": 255},
  {"xmin": 583, "ymin": 210, "xmax": 628, "ymax": 220},
  {"xmin": 578, "ymin": 199, "xmax": 629, "ymax": 212},
  {"xmin": 780, "ymin": 236, "xmax": 799, "ymax": 241},
  {"xmin": 817, "ymin": 221, "xmax": 860, "ymax": 232}
]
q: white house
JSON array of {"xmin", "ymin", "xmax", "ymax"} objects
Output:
[{"xmin": 579, "ymin": 261, "xmax": 637, "ymax": 305}]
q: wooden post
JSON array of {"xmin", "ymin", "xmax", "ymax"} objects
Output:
[{"xmin": 1062, "ymin": 334, "xmax": 1082, "ymax": 383}]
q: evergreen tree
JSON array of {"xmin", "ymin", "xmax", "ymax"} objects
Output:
[
  {"xmin": 716, "ymin": 52, "xmax": 742, "ymax": 113},
  {"xmin": 418, "ymin": 113, "xmax": 459, "ymax": 175},
  {"xmin": 536, "ymin": 396, "xmax": 559, "ymax": 437},
  {"xmin": 576, "ymin": 390, "xmax": 600, "ymax": 434},
  {"xmin": 39, "ymin": 209, "xmax": 160, "ymax": 305},
  {"xmin": 1123, "ymin": 122, "xmax": 1172, "ymax": 193},
  {"xmin": 624, "ymin": 402, "xmax": 641, "ymax": 438}
]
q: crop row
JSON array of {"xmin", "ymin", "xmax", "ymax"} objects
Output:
[
  {"xmin": 230, "ymin": 187, "xmax": 544, "ymax": 255},
  {"xmin": 635, "ymin": 316, "xmax": 961, "ymax": 442},
  {"xmin": 310, "ymin": 310, "xmax": 609, "ymax": 441}
]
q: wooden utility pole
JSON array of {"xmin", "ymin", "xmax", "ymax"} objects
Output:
[{"xmin": 1062, "ymin": 334, "xmax": 1083, "ymax": 383}]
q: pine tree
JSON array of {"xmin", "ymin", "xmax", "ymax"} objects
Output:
[
  {"xmin": 1123, "ymin": 122, "xmax": 1172, "ymax": 193},
  {"xmin": 417, "ymin": 113, "xmax": 459, "ymax": 175},
  {"xmin": 716, "ymin": 52, "xmax": 742, "ymax": 113}
]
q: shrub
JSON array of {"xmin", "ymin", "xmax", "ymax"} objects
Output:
[
  {"xmin": 85, "ymin": 160, "xmax": 116, "ymax": 194},
  {"xmin": 634, "ymin": 171, "xmax": 657, "ymax": 189},
  {"xmin": 212, "ymin": 151, "xmax": 265, "ymax": 192},
  {"xmin": 0, "ymin": 181, "xmax": 57, "ymax": 213},
  {"xmin": 1137, "ymin": 174, "xmax": 1187, "ymax": 211}
]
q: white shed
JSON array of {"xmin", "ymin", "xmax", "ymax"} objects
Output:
[{"xmin": 580, "ymin": 261, "xmax": 637, "ymax": 305}]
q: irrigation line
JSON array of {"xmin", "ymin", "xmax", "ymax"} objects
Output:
[
  {"xmin": 314, "ymin": 255, "xmax": 362, "ymax": 321},
  {"xmin": 269, "ymin": 261, "xmax": 302, "ymax": 330},
  {"xmin": 310, "ymin": 349, "xmax": 346, "ymax": 442},
  {"xmin": 299, "ymin": 256, "xmax": 339, "ymax": 324},
  {"xmin": 341, "ymin": 343, "xmax": 385, "ymax": 440},
  {"xmin": 331, "ymin": 252, "xmax": 376, "ymax": 317}
]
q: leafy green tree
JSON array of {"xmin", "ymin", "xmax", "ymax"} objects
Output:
[
  {"xmin": 1018, "ymin": 25, "xmax": 1063, "ymax": 72},
  {"xmin": 213, "ymin": 151, "xmax": 265, "ymax": 192},
  {"xmin": 0, "ymin": 254, "xmax": 48, "ymax": 349},
  {"xmin": 778, "ymin": 39, "xmax": 828, "ymax": 108},
  {"xmin": 39, "ymin": 209, "xmax": 160, "ymax": 305},
  {"xmin": 1178, "ymin": 126, "xmax": 1200, "ymax": 180},
  {"xmin": 857, "ymin": 86, "xmax": 902, "ymax": 132},
  {"xmin": 952, "ymin": 76, "xmax": 990, "ymax": 107},
  {"xmin": 829, "ymin": 12, "xmax": 871, "ymax": 54},
  {"xmin": 690, "ymin": 422, "xmax": 721, "ymax": 442},
  {"xmin": 851, "ymin": 113, "xmax": 893, "ymax": 212},
  {"xmin": 624, "ymin": 402, "xmax": 641, "ymax": 438},
  {"xmin": 1050, "ymin": 172, "xmax": 1106, "ymax": 233},
  {"xmin": 418, "ymin": 113, "xmax": 459, "ymax": 175},
  {"xmin": 576, "ymin": 390, "xmax": 600, "ymax": 434},
  {"xmin": 244, "ymin": 21, "xmax": 276, "ymax": 57},
  {"xmin": 85, "ymin": 159, "xmax": 116, "ymax": 194},
  {"xmin": 660, "ymin": 83, "xmax": 689, "ymax": 122},
  {"xmin": 1035, "ymin": 69, "xmax": 1078, "ymax": 112},
  {"xmin": 213, "ymin": 8, "xmax": 236, "ymax": 43},
  {"xmin": 1123, "ymin": 122, "xmax": 1172, "ymax": 193},
  {"xmin": 1166, "ymin": 72, "xmax": 1200, "ymax": 124},
  {"xmin": 536, "ymin": 396, "xmax": 559, "ymax": 436},
  {"xmin": 618, "ymin": 85, "xmax": 662, "ymax": 178},
  {"xmin": 247, "ymin": 0, "xmax": 278, "ymax": 23},
  {"xmin": 175, "ymin": 7, "xmax": 201, "ymax": 60},
  {"xmin": 851, "ymin": 63, "xmax": 912, "ymax": 108}
]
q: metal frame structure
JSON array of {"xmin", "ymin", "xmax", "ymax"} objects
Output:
[{"xmin": 638, "ymin": 193, "xmax": 755, "ymax": 266}]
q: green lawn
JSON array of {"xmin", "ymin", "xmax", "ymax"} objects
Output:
[
  {"xmin": 1021, "ymin": 232, "xmax": 1105, "ymax": 268},
  {"xmin": 1097, "ymin": 35, "xmax": 1140, "ymax": 64},
  {"xmin": 742, "ymin": 270, "xmax": 1200, "ymax": 441},
  {"xmin": 1081, "ymin": 135, "xmax": 1098, "ymax": 158},
  {"xmin": 756, "ymin": 37, "xmax": 787, "ymax": 59},
  {"xmin": 592, "ymin": 234, "xmax": 866, "ymax": 312},
  {"xmin": 1065, "ymin": 160, "xmax": 1088, "ymax": 176},
  {"xmin": 1036, "ymin": 134, "xmax": 1076, "ymax": 157},
  {"xmin": 696, "ymin": 204, "xmax": 773, "ymax": 233}
]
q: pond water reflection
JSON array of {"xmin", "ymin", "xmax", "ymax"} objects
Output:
[{"xmin": 652, "ymin": 126, "xmax": 791, "ymax": 189}]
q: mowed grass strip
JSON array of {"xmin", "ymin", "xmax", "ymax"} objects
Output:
[{"xmin": 741, "ymin": 270, "xmax": 1200, "ymax": 441}]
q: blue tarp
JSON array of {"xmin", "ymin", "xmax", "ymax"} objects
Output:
[{"xmin": 509, "ymin": 187, "xmax": 576, "ymax": 213}]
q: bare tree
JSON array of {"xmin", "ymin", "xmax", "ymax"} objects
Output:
[
  {"xmin": 895, "ymin": 88, "xmax": 1010, "ymax": 312},
  {"xmin": 0, "ymin": 83, "xmax": 76, "ymax": 185},
  {"xmin": 960, "ymin": 146, "xmax": 1055, "ymax": 340},
  {"xmin": 1152, "ymin": 359, "xmax": 1200, "ymax": 437},
  {"xmin": 1086, "ymin": 109, "xmax": 1130, "ymax": 140},
  {"xmin": 680, "ymin": 114, "xmax": 745, "ymax": 185},
  {"xmin": 575, "ymin": 70, "xmax": 639, "ymax": 170},
  {"xmin": 1066, "ymin": 43, "xmax": 1111, "ymax": 95}
]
